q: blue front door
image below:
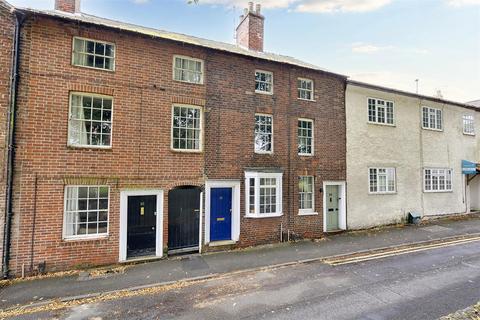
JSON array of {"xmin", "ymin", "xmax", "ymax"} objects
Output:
[{"xmin": 210, "ymin": 188, "xmax": 232, "ymax": 241}]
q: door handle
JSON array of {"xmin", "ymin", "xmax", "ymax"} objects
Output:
[{"xmin": 152, "ymin": 226, "xmax": 155, "ymax": 230}]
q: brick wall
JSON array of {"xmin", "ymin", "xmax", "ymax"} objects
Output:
[
  {"xmin": 0, "ymin": 2, "xmax": 14, "ymax": 274},
  {"xmin": 8, "ymin": 13, "xmax": 346, "ymax": 275},
  {"xmin": 205, "ymin": 51, "xmax": 346, "ymax": 246}
]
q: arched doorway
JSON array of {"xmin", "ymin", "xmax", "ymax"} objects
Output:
[{"xmin": 168, "ymin": 186, "xmax": 201, "ymax": 253}]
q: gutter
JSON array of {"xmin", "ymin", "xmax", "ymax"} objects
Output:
[{"xmin": 2, "ymin": 8, "xmax": 25, "ymax": 279}]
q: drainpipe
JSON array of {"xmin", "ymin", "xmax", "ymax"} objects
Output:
[{"xmin": 2, "ymin": 9, "xmax": 25, "ymax": 279}]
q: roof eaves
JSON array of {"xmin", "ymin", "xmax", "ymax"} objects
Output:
[
  {"xmin": 19, "ymin": 8, "xmax": 348, "ymax": 79},
  {"xmin": 347, "ymin": 80, "xmax": 478, "ymax": 111}
]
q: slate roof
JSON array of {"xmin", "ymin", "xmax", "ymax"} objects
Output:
[{"xmin": 15, "ymin": 7, "xmax": 346, "ymax": 78}]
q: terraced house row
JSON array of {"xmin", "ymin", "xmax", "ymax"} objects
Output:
[{"xmin": 0, "ymin": 0, "xmax": 477, "ymax": 277}]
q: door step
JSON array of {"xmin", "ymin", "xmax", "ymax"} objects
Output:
[
  {"xmin": 168, "ymin": 246, "xmax": 199, "ymax": 255},
  {"xmin": 209, "ymin": 240, "xmax": 236, "ymax": 247}
]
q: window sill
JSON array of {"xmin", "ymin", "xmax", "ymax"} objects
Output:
[
  {"xmin": 298, "ymin": 153, "xmax": 314, "ymax": 157},
  {"xmin": 67, "ymin": 145, "xmax": 112, "ymax": 150},
  {"xmin": 254, "ymin": 151, "xmax": 273, "ymax": 155},
  {"xmin": 422, "ymin": 127, "xmax": 443, "ymax": 132},
  {"xmin": 368, "ymin": 192, "xmax": 397, "ymax": 195},
  {"xmin": 245, "ymin": 213, "xmax": 283, "ymax": 219},
  {"xmin": 173, "ymin": 79, "xmax": 204, "ymax": 86},
  {"xmin": 63, "ymin": 234, "xmax": 109, "ymax": 242},
  {"xmin": 72, "ymin": 63, "xmax": 115, "ymax": 73},
  {"xmin": 423, "ymin": 190, "xmax": 453, "ymax": 193},
  {"xmin": 367, "ymin": 121, "xmax": 396, "ymax": 127},
  {"xmin": 298, "ymin": 211, "xmax": 318, "ymax": 216},
  {"xmin": 463, "ymin": 133, "xmax": 475, "ymax": 136},
  {"xmin": 255, "ymin": 90, "xmax": 273, "ymax": 95},
  {"xmin": 171, "ymin": 148, "xmax": 203, "ymax": 154},
  {"xmin": 297, "ymin": 98, "xmax": 316, "ymax": 102}
]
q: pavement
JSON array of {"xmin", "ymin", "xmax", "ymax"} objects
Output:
[
  {"xmin": 6, "ymin": 227, "xmax": 480, "ymax": 319},
  {"xmin": 1, "ymin": 214, "xmax": 480, "ymax": 312}
]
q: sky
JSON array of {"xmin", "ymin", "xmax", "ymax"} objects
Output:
[{"xmin": 7, "ymin": 0, "xmax": 480, "ymax": 102}]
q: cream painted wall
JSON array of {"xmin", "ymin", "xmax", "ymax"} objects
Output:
[{"xmin": 346, "ymin": 84, "xmax": 479, "ymax": 230}]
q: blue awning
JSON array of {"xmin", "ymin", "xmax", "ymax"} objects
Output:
[{"xmin": 462, "ymin": 160, "xmax": 479, "ymax": 175}]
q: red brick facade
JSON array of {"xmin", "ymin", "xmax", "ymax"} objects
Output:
[
  {"xmin": 0, "ymin": 1, "xmax": 14, "ymax": 274},
  {"xmin": 4, "ymin": 10, "xmax": 346, "ymax": 276}
]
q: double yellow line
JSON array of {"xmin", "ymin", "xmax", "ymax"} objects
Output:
[{"xmin": 324, "ymin": 235, "xmax": 480, "ymax": 266}]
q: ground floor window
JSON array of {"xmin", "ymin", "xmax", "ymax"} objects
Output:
[
  {"xmin": 245, "ymin": 171, "xmax": 282, "ymax": 218},
  {"xmin": 424, "ymin": 168, "xmax": 452, "ymax": 192},
  {"xmin": 299, "ymin": 176, "xmax": 314, "ymax": 214},
  {"xmin": 64, "ymin": 186, "xmax": 109, "ymax": 239}
]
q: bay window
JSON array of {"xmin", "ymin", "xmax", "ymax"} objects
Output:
[{"xmin": 245, "ymin": 171, "xmax": 283, "ymax": 218}]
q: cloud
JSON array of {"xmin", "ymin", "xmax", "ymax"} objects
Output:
[
  {"xmin": 351, "ymin": 42, "xmax": 393, "ymax": 53},
  {"xmin": 295, "ymin": 0, "xmax": 392, "ymax": 13},
  {"xmin": 195, "ymin": 0, "xmax": 299, "ymax": 9},
  {"xmin": 351, "ymin": 42, "xmax": 429, "ymax": 55},
  {"xmin": 445, "ymin": 0, "xmax": 480, "ymax": 6},
  {"xmin": 194, "ymin": 0, "xmax": 392, "ymax": 11}
]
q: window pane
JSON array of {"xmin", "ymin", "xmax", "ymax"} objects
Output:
[
  {"xmin": 299, "ymin": 176, "xmax": 313, "ymax": 210},
  {"xmin": 255, "ymin": 115, "xmax": 273, "ymax": 152},
  {"xmin": 64, "ymin": 186, "xmax": 109, "ymax": 238},
  {"xmin": 72, "ymin": 38, "xmax": 115, "ymax": 70},
  {"xmin": 255, "ymin": 71, "xmax": 273, "ymax": 93},
  {"xmin": 172, "ymin": 106, "xmax": 202, "ymax": 150},
  {"xmin": 173, "ymin": 57, "xmax": 203, "ymax": 83}
]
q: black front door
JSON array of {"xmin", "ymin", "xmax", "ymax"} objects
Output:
[
  {"xmin": 127, "ymin": 195, "xmax": 157, "ymax": 258},
  {"xmin": 168, "ymin": 187, "xmax": 201, "ymax": 252}
]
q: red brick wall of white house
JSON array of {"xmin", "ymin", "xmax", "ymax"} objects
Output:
[
  {"xmin": 0, "ymin": 2, "xmax": 15, "ymax": 273},
  {"xmin": 7, "ymin": 14, "xmax": 346, "ymax": 275}
]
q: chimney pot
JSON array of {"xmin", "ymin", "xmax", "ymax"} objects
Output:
[
  {"xmin": 55, "ymin": 0, "xmax": 80, "ymax": 14},
  {"xmin": 248, "ymin": 2, "xmax": 254, "ymax": 12},
  {"xmin": 256, "ymin": 4, "xmax": 261, "ymax": 14}
]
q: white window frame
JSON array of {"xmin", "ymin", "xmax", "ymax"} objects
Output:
[
  {"xmin": 171, "ymin": 104, "xmax": 203, "ymax": 152},
  {"xmin": 72, "ymin": 37, "xmax": 116, "ymax": 72},
  {"xmin": 424, "ymin": 168, "xmax": 453, "ymax": 193},
  {"xmin": 255, "ymin": 70, "xmax": 273, "ymax": 94},
  {"xmin": 299, "ymin": 176, "xmax": 316, "ymax": 215},
  {"xmin": 67, "ymin": 92, "xmax": 114, "ymax": 149},
  {"xmin": 245, "ymin": 171, "xmax": 283, "ymax": 218},
  {"xmin": 254, "ymin": 113, "xmax": 273, "ymax": 154},
  {"xmin": 463, "ymin": 114, "xmax": 475, "ymax": 136},
  {"xmin": 298, "ymin": 118, "xmax": 314, "ymax": 156},
  {"xmin": 297, "ymin": 78, "xmax": 314, "ymax": 101},
  {"xmin": 367, "ymin": 97, "xmax": 395, "ymax": 125},
  {"xmin": 422, "ymin": 106, "xmax": 443, "ymax": 131},
  {"xmin": 63, "ymin": 185, "xmax": 110, "ymax": 241},
  {"xmin": 369, "ymin": 167, "xmax": 396, "ymax": 194},
  {"xmin": 172, "ymin": 55, "xmax": 204, "ymax": 85}
]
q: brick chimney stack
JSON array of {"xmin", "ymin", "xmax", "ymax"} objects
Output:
[
  {"xmin": 55, "ymin": 0, "xmax": 81, "ymax": 14},
  {"xmin": 236, "ymin": 2, "xmax": 264, "ymax": 52}
]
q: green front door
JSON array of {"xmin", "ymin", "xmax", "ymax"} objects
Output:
[{"xmin": 326, "ymin": 185, "xmax": 339, "ymax": 231}]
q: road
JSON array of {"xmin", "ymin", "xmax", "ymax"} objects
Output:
[{"xmin": 12, "ymin": 240, "xmax": 480, "ymax": 320}]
